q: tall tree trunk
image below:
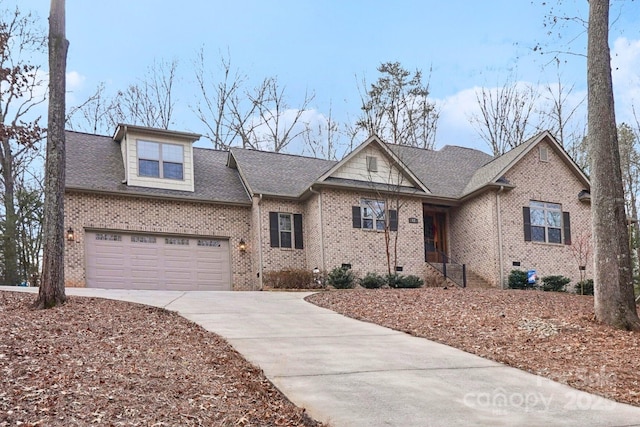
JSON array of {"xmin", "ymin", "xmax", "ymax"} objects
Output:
[
  {"xmin": 1, "ymin": 142, "xmax": 18, "ymax": 285},
  {"xmin": 588, "ymin": 0, "xmax": 640, "ymax": 330},
  {"xmin": 36, "ymin": 0, "xmax": 68, "ymax": 308}
]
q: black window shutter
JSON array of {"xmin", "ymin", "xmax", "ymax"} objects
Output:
[
  {"xmin": 294, "ymin": 214, "xmax": 303, "ymax": 249},
  {"xmin": 352, "ymin": 206, "xmax": 361, "ymax": 228},
  {"xmin": 389, "ymin": 209, "xmax": 398, "ymax": 231},
  {"xmin": 563, "ymin": 212, "xmax": 571, "ymax": 245},
  {"xmin": 269, "ymin": 212, "xmax": 279, "ymax": 247},
  {"xmin": 523, "ymin": 207, "xmax": 532, "ymax": 242}
]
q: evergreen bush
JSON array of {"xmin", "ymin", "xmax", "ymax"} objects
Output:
[
  {"xmin": 386, "ymin": 274, "xmax": 424, "ymax": 288},
  {"xmin": 359, "ymin": 273, "xmax": 386, "ymax": 289},
  {"xmin": 508, "ymin": 270, "xmax": 528, "ymax": 289},
  {"xmin": 327, "ymin": 267, "xmax": 356, "ymax": 289},
  {"xmin": 541, "ymin": 275, "xmax": 571, "ymax": 292},
  {"xmin": 575, "ymin": 279, "xmax": 594, "ymax": 295}
]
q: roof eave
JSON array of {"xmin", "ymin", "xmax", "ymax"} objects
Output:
[
  {"xmin": 64, "ymin": 187, "xmax": 253, "ymax": 207},
  {"xmin": 227, "ymin": 150, "xmax": 255, "ymax": 197},
  {"xmin": 113, "ymin": 124, "xmax": 201, "ymax": 143},
  {"xmin": 459, "ymin": 182, "xmax": 517, "ymax": 202}
]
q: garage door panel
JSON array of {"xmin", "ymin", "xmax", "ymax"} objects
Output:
[
  {"xmin": 130, "ymin": 268, "xmax": 160, "ymax": 278},
  {"xmin": 85, "ymin": 232, "xmax": 231, "ymax": 290}
]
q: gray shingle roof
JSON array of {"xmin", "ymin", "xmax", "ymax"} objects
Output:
[
  {"xmin": 462, "ymin": 134, "xmax": 539, "ymax": 195},
  {"xmin": 67, "ymin": 129, "xmax": 579, "ymax": 205},
  {"xmin": 65, "ymin": 131, "xmax": 251, "ymax": 204},
  {"xmin": 387, "ymin": 144, "xmax": 494, "ymax": 198},
  {"xmin": 229, "ymin": 148, "xmax": 336, "ymax": 197}
]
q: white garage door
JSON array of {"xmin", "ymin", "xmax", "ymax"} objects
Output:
[{"xmin": 85, "ymin": 231, "xmax": 231, "ymax": 291}]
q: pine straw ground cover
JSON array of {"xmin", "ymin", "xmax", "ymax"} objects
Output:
[
  {"xmin": 0, "ymin": 291, "xmax": 321, "ymax": 427},
  {"xmin": 307, "ymin": 288, "xmax": 640, "ymax": 407}
]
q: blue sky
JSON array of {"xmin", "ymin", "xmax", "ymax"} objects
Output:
[{"xmin": 12, "ymin": 0, "xmax": 640, "ymax": 155}]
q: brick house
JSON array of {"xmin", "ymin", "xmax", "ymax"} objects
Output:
[{"xmin": 64, "ymin": 124, "xmax": 592, "ymax": 291}]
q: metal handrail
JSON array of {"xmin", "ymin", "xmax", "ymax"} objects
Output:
[{"xmin": 430, "ymin": 251, "xmax": 466, "ymax": 288}]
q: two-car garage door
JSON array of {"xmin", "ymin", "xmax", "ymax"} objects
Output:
[{"xmin": 85, "ymin": 231, "xmax": 231, "ymax": 291}]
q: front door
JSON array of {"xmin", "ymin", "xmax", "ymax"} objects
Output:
[{"xmin": 424, "ymin": 209, "xmax": 447, "ymax": 263}]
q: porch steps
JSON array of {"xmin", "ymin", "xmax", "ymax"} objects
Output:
[{"xmin": 428, "ymin": 263, "xmax": 494, "ymax": 289}]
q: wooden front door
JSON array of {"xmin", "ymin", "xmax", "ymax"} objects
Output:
[{"xmin": 424, "ymin": 210, "xmax": 447, "ymax": 263}]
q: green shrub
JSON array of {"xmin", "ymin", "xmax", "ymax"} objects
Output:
[
  {"xmin": 386, "ymin": 274, "xmax": 424, "ymax": 289},
  {"xmin": 575, "ymin": 279, "xmax": 594, "ymax": 295},
  {"xmin": 264, "ymin": 269, "xmax": 318, "ymax": 289},
  {"xmin": 541, "ymin": 275, "xmax": 571, "ymax": 292},
  {"xmin": 397, "ymin": 275, "xmax": 424, "ymax": 288},
  {"xmin": 508, "ymin": 270, "xmax": 529, "ymax": 289},
  {"xmin": 327, "ymin": 267, "xmax": 356, "ymax": 289},
  {"xmin": 359, "ymin": 272, "xmax": 386, "ymax": 289},
  {"xmin": 386, "ymin": 273, "xmax": 402, "ymax": 288}
]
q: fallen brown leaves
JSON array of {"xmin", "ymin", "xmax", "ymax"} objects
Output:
[
  {"xmin": 0, "ymin": 292, "xmax": 320, "ymax": 427},
  {"xmin": 307, "ymin": 288, "xmax": 640, "ymax": 407}
]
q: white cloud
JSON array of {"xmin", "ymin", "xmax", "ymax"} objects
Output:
[
  {"xmin": 434, "ymin": 78, "xmax": 589, "ymax": 154},
  {"xmin": 611, "ymin": 37, "xmax": 640, "ymax": 124},
  {"xmin": 435, "ymin": 87, "xmax": 486, "ymax": 151},
  {"xmin": 66, "ymin": 71, "xmax": 86, "ymax": 92}
]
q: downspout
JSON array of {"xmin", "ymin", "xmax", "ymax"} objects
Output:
[
  {"xmin": 496, "ymin": 186, "xmax": 505, "ymax": 289},
  {"xmin": 309, "ymin": 186, "xmax": 326, "ymax": 273},
  {"xmin": 257, "ymin": 194, "xmax": 264, "ymax": 290}
]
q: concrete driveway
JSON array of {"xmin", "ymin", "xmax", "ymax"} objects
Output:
[{"xmin": 6, "ymin": 286, "xmax": 640, "ymax": 427}]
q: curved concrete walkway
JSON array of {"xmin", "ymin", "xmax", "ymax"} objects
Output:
[{"xmin": 5, "ymin": 286, "xmax": 640, "ymax": 427}]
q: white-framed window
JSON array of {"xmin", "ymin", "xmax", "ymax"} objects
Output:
[
  {"xmin": 137, "ymin": 140, "xmax": 184, "ymax": 180},
  {"xmin": 269, "ymin": 212, "xmax": 303, "ymax": 249},
  {"xmin": 278, "ymin": 213, "xmax": 293, "ymax": 248},
  {"xmin": 529, "ymin": 201, "xmax": 562, "ymax": 244},
  {"xmin": 361, "ymin": 199, "xmax": 386, "ymax": 230}
]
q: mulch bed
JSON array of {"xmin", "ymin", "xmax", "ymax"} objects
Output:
[{"xmin": 0, "ymin": 291, "xmax": 322, "ymax": 427}]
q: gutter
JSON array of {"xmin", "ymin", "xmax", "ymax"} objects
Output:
[
  {"xmin": 496, "ymin": 186, "xmax": 505, "ymax": 289},
  {"xmin": 257, "ymin": 193, "xmax": 264, "ymax": 290},
  {"xmin": 309, "ymin": 186, "xmax": 326, "ymax": 273}
]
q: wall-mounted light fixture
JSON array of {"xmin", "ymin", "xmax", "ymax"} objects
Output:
[
  {"xmin": 239, "ymin": 238, "xmax": 247, "ymax": 253},
  {"xmin": 66, "ymin": 227, "xmax": 75, "ymax": 242}
]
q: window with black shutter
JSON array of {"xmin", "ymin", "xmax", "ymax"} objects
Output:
[
  {"xmin": 352, "ymin": 199, "xmax": 397, "ymax": 231},
  {"xmin": 523, "ymin": 201, "xmax": 571, "ymax": 245},
  {"xmin": 269, "ymin": 212, "xmax": 303, "ymax": 249}
]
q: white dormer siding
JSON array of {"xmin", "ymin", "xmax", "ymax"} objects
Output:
[
  {"xmin": 332, "ymin": 145, "xmax": 414, "ymax": 187},
  {"xmin": 113, "ymin": 124, "xmax": 199, "ymax": 192}
]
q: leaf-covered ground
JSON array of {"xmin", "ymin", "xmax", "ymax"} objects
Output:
[
  {"xmin": 0, "ymin": 292, "xmax": 321, "ymax": 427},
  {"xmin": 307, "ymin": 288, "xmax": 640, "ymax": 407}
]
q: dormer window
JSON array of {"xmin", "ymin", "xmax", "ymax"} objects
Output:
[{"xmin": 137, "ymin": 140, "xmax": 184, "ymax": 180}]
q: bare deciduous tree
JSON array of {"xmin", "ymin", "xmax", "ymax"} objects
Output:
[
  {"xmin": 355, "ymin": 62, "xmax": 439, "ymax": 149},
  {"xmin": 110, "ymin": 59, "xmax": 178, "ymax": 129},
  {"xmin": 540, "ymin": 62, "xmax": 587, "ymax": 168},
  {"xmin": 193, "ymin": 52, "xmax": 313, "ymax": 153},
  {"xmin": 587, "ymin": 0, "xmax": 640, "ymax": 330},
  {"xmin": 0, "ymin": 4, "xmax": 46, "ymax": 286},
  {"xmin": 36, "ymin": 0, "xmax": 68, "ymax": 308},
  {"xmin": 68, "ymin": 59, "xmax": 178, "ymax": 134},
  {"xmin": 302, "ymin": 102, "xmax": 342, "ymax": 160},
  {"xmin": 470, "ymin": 75, "xmax": 539, "ymax": 156},
  {"xmin": 246, "ymin": 77, "xmax": 314, "ymax": 153},
  {"xmin": 192, "ymin": 50, "xmax": 245, "ymax": 150},
  {"xmin": 16, "ymin": 169, "xmax": 43, "ymax": 285},
  {"xmin": 66, "ymin": 82, "xmax": 112, "ymax": 134},
  {"xmin": 618, "ymin": 122, "xmax": 640, "ymax": 276}
]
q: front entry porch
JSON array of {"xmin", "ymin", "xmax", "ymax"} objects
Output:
[{"xmin": 423, "ymin": 206, "xmax": 447, "ymax": 263}]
